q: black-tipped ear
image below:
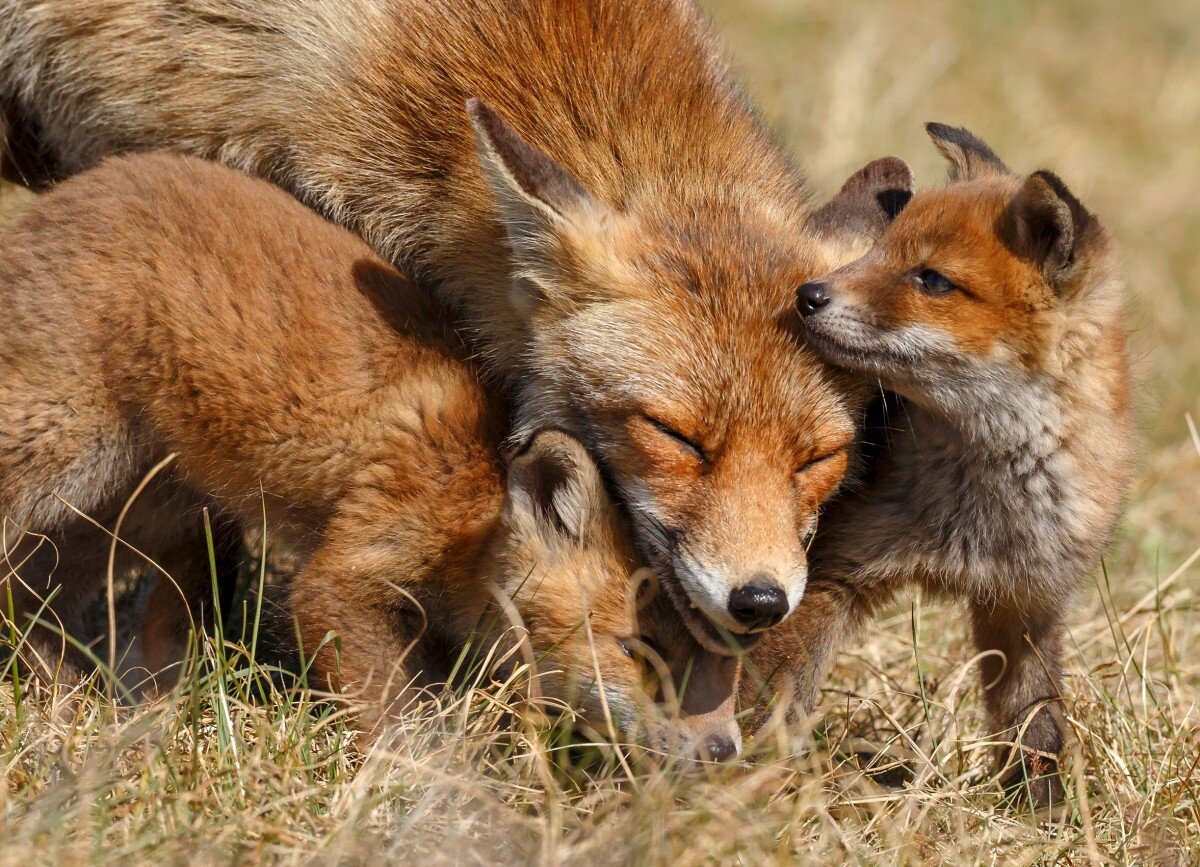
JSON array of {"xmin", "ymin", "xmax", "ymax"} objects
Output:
[
  {"xmin": 810, "ymin": 156, "xmax": 914, "ymax": 241},
  {"xmin": 926, "ymin": 122, "xmax": 1009, "ymax": 181},
  {"xmin": 506, "ymin": 430, "xmax": 609, "ymax": 542},
  {"xmin": 1002, "ymin": 170, "xmax": 1094, "ymax": 286}
]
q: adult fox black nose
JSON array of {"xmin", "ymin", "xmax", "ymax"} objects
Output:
[
  {"xmin": 699, "ymin": 733, "xmax": 739, "ymax": 763},
  {"xmin": 797, "ymin": 281, "xmax": 831, "ymax": 316},
  {"xmin": 727, "ymin": 580, "xmax": 789, "ymax": 631}
]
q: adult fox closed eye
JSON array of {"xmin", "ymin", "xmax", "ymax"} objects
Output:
[
  {"xmin": 749, "ymin": 125, "xmax": 1135, "ymax": 806},
  {"xmin": 0, "ymin": 0, "xmax": 912, "ymax": 650},
  {"xmin": 0, "ymin": 153, "xmax": 740, "ymax": 758}
]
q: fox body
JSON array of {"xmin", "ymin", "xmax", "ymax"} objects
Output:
[
  {"xmin": 750, "ymin": 125, "xmax": 1135, "ymax": 804},
  {"xmin": 0, "ymin": 0, "xmax": 909, "ymax": 647},
  {"xmin": 0, "ymin": 153, "xmax": 739, "ymax": 756}
]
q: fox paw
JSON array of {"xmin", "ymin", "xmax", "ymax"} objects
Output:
[{"xmin": 1000, "ymin": 750, "xmax": 1066, "ymax": 817}]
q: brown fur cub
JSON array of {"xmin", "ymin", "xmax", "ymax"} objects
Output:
[
  {"xmin": 0, "ymin": 153, "xmax": 738, "ymax": 757},
  {"xmin": 0, "ymin": 0, "xmax": 909, "ymax": 650},
  {"xmin": 749, "ymin": 125, "xmax": 1135, "ymax": 806}
]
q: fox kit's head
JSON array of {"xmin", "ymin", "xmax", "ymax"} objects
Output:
[
  {"xmin": 798, "ymin": 124, "xmax": 1121, "ymax": 417},
  {"xmin": 469, "ymin": 100, "xmax": 913, "ymax": 650},
  {"xmin": 486, "ymin": 430, "xmax": 741, "ymax": 761}
]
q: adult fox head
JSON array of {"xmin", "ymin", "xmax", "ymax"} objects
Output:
[
  {"xmin": 469, "ymin": 100, "xmax": 913, "ymax": 650},
  {"xmin": 484, "ymin": 430, "xmax": 741, "ymax": 761},
  {"xmin": 798, "ymin": 124, "xmax": 1121, "ymax": 417}
]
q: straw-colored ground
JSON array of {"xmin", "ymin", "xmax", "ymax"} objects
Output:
[{"xmin": 1, "ymin": 0, "xmax": 1198, "ymax": 863}]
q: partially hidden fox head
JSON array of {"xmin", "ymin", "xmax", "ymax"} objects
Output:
[
  {"xmin": 484, "ymin": 430, "xmax": 741, "ymax": 762},
  {"xmin": 797, "ymin": 123, "xmax": 1123, "ymax": 418},
  {"xmin": 468, "ymin": 99, "xmax": 914, "ymax": 650}
]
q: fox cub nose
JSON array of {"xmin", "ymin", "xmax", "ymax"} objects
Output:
[
  {"xmin": 727, "ymin": 579, "xmax": 790, "ymax": 631},
  {"xmin": 797, "ymin": 281, "xmax": 831, "ymax": 316},
  {"xmin": 699, "ymin": 733, "xmax": 739, "ymax": 763}
]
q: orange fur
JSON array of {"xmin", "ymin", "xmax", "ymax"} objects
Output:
[
  {"xmin": 0, "ymin": 153, "xmax": 738, "ymax": 756},
  {"xmin": 750, "ymin": 126, "xmax": 1136, "ymax": 807},
  {"xmin": 0, "ymin": 0, "xmax": 910, "ymax": 647}
]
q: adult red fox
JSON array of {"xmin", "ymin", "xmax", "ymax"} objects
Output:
[
  {"xmin": 750, "ymin": 125, "xmax": 1135, "ymax": 805},
  {"xmin": 0, "ymin": 0, "xmax": 912, "ymax": 649},
  {"xmin": 0, "ymin": 153, "xmax": 739, "ymax": 758}
]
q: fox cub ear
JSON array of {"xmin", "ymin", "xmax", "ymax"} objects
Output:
[
  {"xmin": 925, "ymin": 122, "xmax": 1009, "ymax": 181},
  {"xmin": 1002, "ymin": 170, "xmax": 1096, "ymax": 289},
  {"xmin": 810, "ymin": 156, "xmax": 914, "ymax": 242},
  {"xmin": 506, "ymin": 430, "xmax": 612, "ymax": 544},
  {"xmin": 467, "ymin": 99, "xmax": 611, "ymax": 320}
]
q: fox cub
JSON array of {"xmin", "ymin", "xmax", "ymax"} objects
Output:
[
  {"xmin": 751, "ymin": 124, "xmax": 1135, "ymax": 805},
  {"xmin": 0, "ymin": 153, "xmax": 738, "ymax": 758}
]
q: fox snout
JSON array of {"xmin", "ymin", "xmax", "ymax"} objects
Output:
[
  {"xmin": 672, "ymin": 549, "xmax": 807, "ymax": 648},
  {"xmin": 727, "ymin": 579, "xmax": 791, "ymax": 631},
  {"xmin": 794, "ymin": 266, "xmax": 904, "ymax": 375},
  {"xmin": 642, "ymin": 624, "xmax": 743, "ymax": 763},
  {"xmin": 797, "ymin": 281, "xmax": 832, "ymax": 316}
]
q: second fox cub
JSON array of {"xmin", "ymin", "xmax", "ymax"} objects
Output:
[
  {"xmin": 0, "ymin": 154, "xmax": 738, "ymax": 758},
  {"xmin": 751, "ymin": 125, "xmax": 1135, "ymax": 805}
]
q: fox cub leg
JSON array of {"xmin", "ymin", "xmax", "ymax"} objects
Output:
[
  {"xmin": 1, "ymin": 508, "xmax": 176, "ymax": 688},
  {"xmin": 740, "ymin": 579, "xmax": 871, "ymax": 728},
  {"xmin": 970, "ymin": 600, "xmax": 1067, "ymax": 808},
  {"xmin": 1, "ymin": 369, "xmax": 139, "ymax": 681},
  {"xmin": 287, "ymin": 543, "xmax": 438, "ymax": 740},
  {"xmin": 139, "ymin": 510, "xmax": 242, "ymax": 692}
]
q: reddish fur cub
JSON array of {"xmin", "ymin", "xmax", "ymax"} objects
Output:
[
  {"xmin": 0, "ymin": 154, "xmax": 739, "ymax": 757},
  {"xmin": 750, "ymin": 125, "xmax": 1135, "ymax": 806},
  {"xmin": 0, "ymin": 0, "xmax": 911, "ymax": 650}
]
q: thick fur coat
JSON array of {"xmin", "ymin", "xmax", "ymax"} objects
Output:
[
  {"xmin": 0, "ymin": 0, "xmax": 907, "ymax": 647},
  {"xmin": 748, "ymin": 127, "xmax": 1136, "ymax": 806},
  {"xmin": 0, "ymin": 153, "xmax": 739, "ymax": 756}
]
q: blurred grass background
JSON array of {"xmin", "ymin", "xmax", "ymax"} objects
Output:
[{"xmin": 0, "ymin": 0, "xmax": 1197, "ymax": 862}]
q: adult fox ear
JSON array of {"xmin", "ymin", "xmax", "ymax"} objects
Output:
[
  {"xmin": 926, "ymin": 122, "xmax": 1009, "ymax": 181},
  {"xmin": 1001, "ymin": 170, "xmax": 1096, "ymax": 289},
  {"xmin": 506, "ymin": 430, "xmax": 611, "ymax": 545},
  {"xmin": 468, "ymin": 99, "xmax": 609, "ymax": 319},
  {"xmin": 809, "ymin": 156, "xmax": 914, "ymax": 242}
]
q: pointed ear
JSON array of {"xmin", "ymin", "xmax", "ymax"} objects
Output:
[
  {"xmin": 1001, "ymin": 170, "xmax": 1095, "ymax": 288},
  {"xmin": 809, "ymin": 156, "xmax": 914, "ymax": 242},
  {"xmin": 506, "ymin": 430, "xmax": 611, "ymax": 543},
  {"xmin": 468, "ymin": 99, "xmax": 609, "ymax": 319},
  {"xmin": 468, "ymin": 98, "xmax": 598, "ymax": 226},
  {"xmin": 925, "ymin": 122, "xmax": 1009, "ymax": 181}
]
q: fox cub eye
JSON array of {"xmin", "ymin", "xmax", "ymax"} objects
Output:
[
  {"xmin": 913, "ymin": 269, "xmax": 959, "ymax": 296},
  {"xmin": 643, "ymin": 415, "xmax": 706, "ymax": 462},
  {"xmin": 618, "ymin": 637, "xmax": 664, "ymax": 665}
]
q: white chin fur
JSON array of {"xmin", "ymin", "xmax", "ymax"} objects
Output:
[{"xmin": 673, "ymin": 554, "xmax": 746, "ymax": 633}]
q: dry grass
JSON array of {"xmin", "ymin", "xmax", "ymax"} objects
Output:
[{"xmin": 1, "ymin": 0, "xmax": 1198, "ymax": 863}]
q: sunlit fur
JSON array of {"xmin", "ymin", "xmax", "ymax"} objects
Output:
[
  {"xmin": 0, "ymin": 154, "xmax": 738, "ymax": 756},
  {"xmin": 0, "ymin": 0, "xmax": 868, "ymax": 646},
  {"xmin": 749, "ymin": 128, "xmax": 1136, "ymax": 807}
]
